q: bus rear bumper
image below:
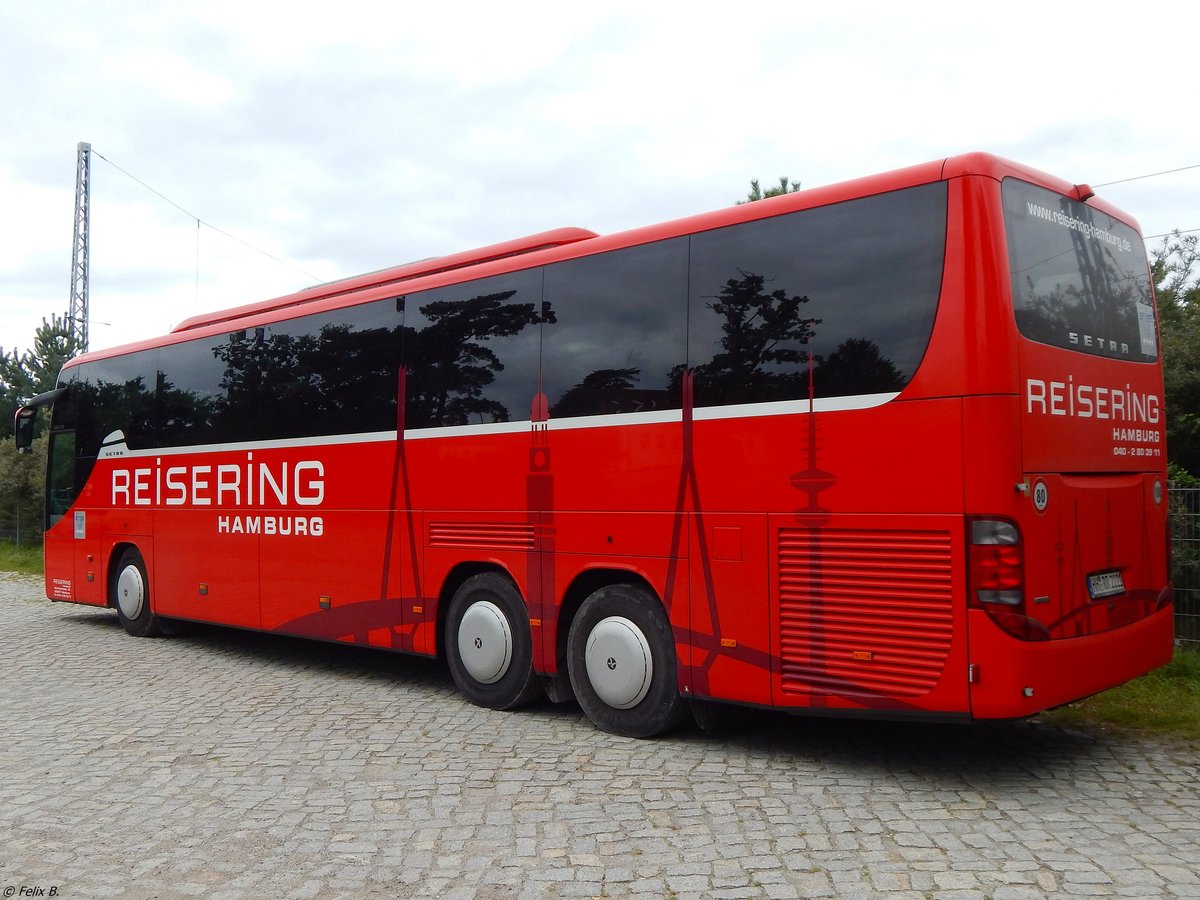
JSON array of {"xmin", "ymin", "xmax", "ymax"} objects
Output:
[{"xmin": 967, "ymin": 603, "xmax": 1175, "ymax": 719}]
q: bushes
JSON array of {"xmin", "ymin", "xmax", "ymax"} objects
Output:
[{"xmin": 0, "ymin": 436, "xmax": 46, "ymax": 549}]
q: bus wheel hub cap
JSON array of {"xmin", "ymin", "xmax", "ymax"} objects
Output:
[
  {"xmin": 116, "ymin": 565, "xmax": 145, "ymax": 620},
  {"xmin": 585, "ymin": 616, "xmax": 652, "ymax": 709},
  {"xmin": 458, "ymin": 601, "xmax": 512, "ymax": 685}
]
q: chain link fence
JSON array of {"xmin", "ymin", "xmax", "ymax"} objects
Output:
[
  {"xmin": 0, "ymin": 513, "xmax": 36, "ymax": 547},
  {"xmin": 1170, "ymin": 486, "xmax": 1200, "ymax": 646}
]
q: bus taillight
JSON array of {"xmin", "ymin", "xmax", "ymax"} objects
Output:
[
  {"xmin": 969, "ymin": 519, "xmax": 1022, "ymax": 605},
  {"xmin": 967, "ymin": 518, "xmax": 1049, "ymax": 641}
]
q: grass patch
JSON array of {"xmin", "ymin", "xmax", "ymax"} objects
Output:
[
  {"xmin": 1043, "ymin": 646, "xmax": 1200, "ymax": 741},
  {"xmin": 0, "ymin": 543, "xmax": 43, "ymax": 576}
]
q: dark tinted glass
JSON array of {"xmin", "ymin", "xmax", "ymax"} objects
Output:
[
  {"xmin": 46, "ymin": 373, "xmax": 80, "ymax": 525},
  {"xmin": 69, "ymin": 350, "xmax": 158, "ymax": 491},
  {"xmin": 688, "ymin": 182, "xmax": 947, "ymax": 407},
  {"xmin": 157, "ymin": 336, "xmax": 242, "ymax": 447},
  {"xmin": 71, "ymin": 351, "xmax": 158, "ymax": 455},
  {"xmin": 60, "ymin": 183, "xmax": 950, "ymax": 457},
  {"xmin": 1003, "ymin": 179, "xmax": 1155, "ymax": 361},
  {"xmin": 542, "ymin": 238, "xmax": 687, "ymax": 418},
  {"xmin": 401, "ymin": 269, "xmax": 543, "ymax": 428},
  {"xmin": 257, "ymin": 300, "xmax": 402, "ymax": 440},
  {"xmin": 152, "ymin": 297, "xmax": 404, "ymax": 445},
  {"xmin": 46, "ymin": 430, "xmax": 75, "ymax": 525}
]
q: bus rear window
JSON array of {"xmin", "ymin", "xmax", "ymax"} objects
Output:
[{"xmin": 1003, "ymin": 178, "xmax": 1156, "ymax": 362}]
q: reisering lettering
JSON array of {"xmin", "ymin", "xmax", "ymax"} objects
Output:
[
  {"xmin": 112, "ymin": 454, "xmax": 325, "ymax": 508},
  {"xmin": 1025, "ymin": 378, "xmax": 1160, "ymax": 425}
]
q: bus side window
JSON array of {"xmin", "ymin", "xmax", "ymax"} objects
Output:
[
  {"xmin": 542, "ymin": 237, "xmax": 687, "ymax": 419},
  {"xmin": 687, "ymin": 182, "xmax": 946, "ymax": 408},
  {"xmin": 401, "ymin": 269, "xmax": 544, "ymax": 429}
]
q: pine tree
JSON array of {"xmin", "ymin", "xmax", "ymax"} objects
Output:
[{"xmin": 739, "ymin": 176, "xmax": 801, "ymax": 204}]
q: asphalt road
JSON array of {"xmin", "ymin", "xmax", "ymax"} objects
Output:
[{"xmin": 2, "ymin": 571, "xmax": 1198, "ymax": 899}]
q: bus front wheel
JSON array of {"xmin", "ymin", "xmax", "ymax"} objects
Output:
[
  {"xmin": 112, "ymin": 548, "xmax": 164, "ymax": 638},
  {"xmin": 567, "ymin": 584, "xmax": 687, "ymax": 738},
  {"xmin": 446, "ymin": 572, "xmax": 542, "ymax": 711}
]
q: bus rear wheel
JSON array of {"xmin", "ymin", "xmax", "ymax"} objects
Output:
[
  {"xmin": 446, "ymin": 573, "xmax": 542, "ymax": 711},
  {"xmin": 112, "ymin": 548, "xmax": 164, "ymax": 638},
  {"xmin": 567, "ymin": 584, "xmax": 687, "ymax": 738}
]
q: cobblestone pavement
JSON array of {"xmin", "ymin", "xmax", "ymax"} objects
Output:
[{"xmin": 2, "ymin": 572, "xmax": 1199, "ymax": 899}]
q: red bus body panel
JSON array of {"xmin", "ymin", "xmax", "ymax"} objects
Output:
[{"xmin": 40, "ymin": 152, "xmax": 1172, "ymax": 723}]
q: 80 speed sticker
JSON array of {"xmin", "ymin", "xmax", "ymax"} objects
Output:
[{"xmin": 1032, "ymin": 479, "xmax": 1049, "ymax": 513}]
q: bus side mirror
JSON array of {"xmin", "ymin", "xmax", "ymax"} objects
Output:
[
  {"xmin": 14, "ymin": 406, "xmax": 36, "ymax": 454},
  {"xmin": 12, "ymin": 387, "xmax": 67, "ymax": 453}
]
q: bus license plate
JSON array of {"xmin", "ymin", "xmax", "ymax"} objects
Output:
[{"xmin": 1087, "ymin": 570, "xmax": 1125, "ymax": 599}]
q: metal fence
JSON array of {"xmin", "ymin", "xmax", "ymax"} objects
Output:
[
  {"xmin": 0, "ymin": 499, "xmax": 36, "ymax": 548},
  {"xmin": 0, "ymin": 526, "xmax": 31, "ymax": 547},
  {"xmin": 1170, "ymin": 486, "xmax": 1200, "ymax": 646}
]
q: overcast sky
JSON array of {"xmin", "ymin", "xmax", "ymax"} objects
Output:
[{"xmin": 2, "ymin": 0, "xmax": 1198, "ymax": 356}]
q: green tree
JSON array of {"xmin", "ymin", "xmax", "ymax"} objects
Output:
[
  {"xmin": 739, "ymin": 176, "xmax": 801, "ymax": 204},
  {"xmin": 1152, "ymin": 230, "xmax": 1200, "ymax": 477},
  {"xmin": 0, "ymin": 314, "xmax": 74, "ymax": 546},
  {"xmin": 0, "ymin": 434, "xmax": 46, "ymax": 546},
  {"xmin": 1, "ymin": 314, "xmax": 74, "ymax": 440},
  {"xmin": 26, "ymin": 314, "xmax": 76, "ymax": 397},
  {"xmin": 0, "ymin": 347, "xmax": 34, "ymax": 441}
]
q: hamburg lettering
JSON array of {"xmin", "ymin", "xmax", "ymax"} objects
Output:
[
  {"xmin": 218, "ymin": 515, "xmax": 324, "ymax": 537},
  {"xmin": 1112, "ymin": 427, "xmax": 1161, "ymax": 444}
]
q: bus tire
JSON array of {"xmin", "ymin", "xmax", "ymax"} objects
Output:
[
  {"xmin": 112, "ymin": 548, "xmax": 164, "ymax": 638},
  {"xmin": 446, "ymin": 572, "xmax": 542, "ymax": 711},
  {"xmin": 567, "ymin": 584, "xmax": 687, "ymax": 738}
]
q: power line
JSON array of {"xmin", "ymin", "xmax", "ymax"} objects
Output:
[
  {"xmin": 91, "ymin": 150, "xmax": 322, "ymax": 283},
  {"xmin": 88, "ymin": 150, "xmax": 1200, "ymax": 268},
  {"xmin": 1095, "ymin": 163, "xmax": 1200, "ymax": 188},
  {"xmin": 1085, "ymin": 163, "xmax": 1200, "ymax": 244},
  {"xmin": 1146, "ymin": 227, "xmax": 1200, "ymax": 240}
]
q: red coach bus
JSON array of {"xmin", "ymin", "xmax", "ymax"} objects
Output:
[{"xmin": 15, "ymin": 152, "xmax": 1174, "ymax": 737}]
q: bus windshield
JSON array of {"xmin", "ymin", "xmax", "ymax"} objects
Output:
[{"xmin": 1003, "ymin": 178, "xmax": 1156, "ymax": 363}]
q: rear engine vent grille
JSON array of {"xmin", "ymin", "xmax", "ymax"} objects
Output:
[
  {"xmin": 778, "ymin": 528, "xmax": 953, "ymax": 699},
  {"xmin": 428, "ymin": 522, "xmax": 536, "ymax": 550}
]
